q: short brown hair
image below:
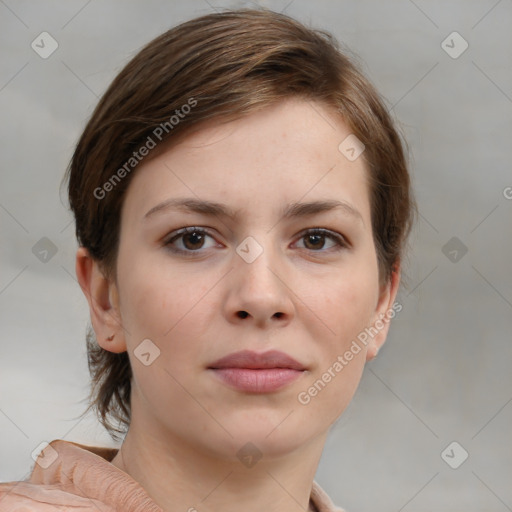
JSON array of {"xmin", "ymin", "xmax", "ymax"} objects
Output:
[{"xmin": 64, "ymin": 8, "xmax": 416, "ymax": 441}]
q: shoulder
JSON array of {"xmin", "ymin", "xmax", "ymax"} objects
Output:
[{"xmin": 0, "ymin": 480, "xmax": 116, "ymax": 512}]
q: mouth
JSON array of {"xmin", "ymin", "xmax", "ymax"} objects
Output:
[{"xmin": 207, "ymin": 349, "xmax": 307, "ymax": 393}]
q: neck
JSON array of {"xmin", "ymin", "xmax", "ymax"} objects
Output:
[{"xmin": 110, "ymin": 409, "xmax": 328, "ymax": 512}]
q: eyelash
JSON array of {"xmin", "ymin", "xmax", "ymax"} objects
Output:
[{"xmin": 163, "ymin": 226, "xmax": 349, "ymax": 256}]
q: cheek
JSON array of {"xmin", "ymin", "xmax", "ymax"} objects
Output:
[
  {"xmin": 298, "ymin": 258, "xmax": 378, "ymax": 408},
  {"xmin": 317, "ymin": 261, "xmax": 379, "ymax": 344},
  {"xmin": 296, "ymin": 288, "xmax": 373, "ymax": 419},
  {"xmin": 118, "ymin": 257, "xmax": 219, "ymax": 367}
]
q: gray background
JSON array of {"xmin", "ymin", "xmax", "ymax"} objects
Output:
[{"xmin": 1, "ymin": 1, "xmax": 511, "ymax": 510}]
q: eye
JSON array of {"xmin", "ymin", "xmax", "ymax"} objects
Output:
[
  {"xmin": 294, "ymin": 228, "xmax": 349, "ymax": 252},
  {"xmin": 163, "ymin": 226, "xmax": 349, "ymax": 256},
  {"xmin": 163, "ymin": 227, "xmax": 218, "ymax": 255}
]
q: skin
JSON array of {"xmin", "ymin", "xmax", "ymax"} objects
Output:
[{"xmin": 76, "ymin": 97, "xmax": 400, "ymax": 512}]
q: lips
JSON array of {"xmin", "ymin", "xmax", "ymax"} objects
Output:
[
  {"xmin": 208, "ymin": 349, "xmax": 306, "ymax": 371},
  {"xmin": 208, "ymin": 350, "xmax": 307, "ymax": 393}
]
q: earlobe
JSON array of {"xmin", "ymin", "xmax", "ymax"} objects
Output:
[
  {"xmin": 365, "ymin": 263, "xmax": 401, "ymax": 362},
  {"xmin": 75, "ymin": 247, "xmax": 127, "ymax": 354}
]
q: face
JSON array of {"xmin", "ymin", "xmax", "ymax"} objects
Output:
[{"xmin": 95, "ymin": 98, "xmax": 398, "ymax": 461}]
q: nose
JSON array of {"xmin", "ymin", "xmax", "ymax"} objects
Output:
[{"xmin": 223, "ymin": 240, "xmax": 294, "ymax": 328}]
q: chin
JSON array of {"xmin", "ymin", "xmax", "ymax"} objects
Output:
[{"xmin": 222, "ymin": 415, "xmax": 317, "ymax": 457}]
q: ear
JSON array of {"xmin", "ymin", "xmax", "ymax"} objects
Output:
[
  {"xmin": 365, "ymin": 263, "xmax": 402, "ymax": 361},
  {"xmin": 75, "ymin": 246, "xmax": 127, "ymax": 354}
]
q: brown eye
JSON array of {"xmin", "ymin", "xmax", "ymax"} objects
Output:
[
  {"xmin": 181, "ymin": 231, "xmax": 206, "ymax": 250},
  {"xmin": 164, "ymin": 227, "xmax": 217, "ymax": 255},
  {"xmin": 303, "ymin": 233, "xmax": 326, "ymax": 250},
  {"xmin": 296, "ymin": 228, "xmax": 348, "ymax": 252}
]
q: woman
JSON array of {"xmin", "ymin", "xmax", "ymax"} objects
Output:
[{"xmin": 0, "ymin": 8, "xmax": 415, "ymax": 512}]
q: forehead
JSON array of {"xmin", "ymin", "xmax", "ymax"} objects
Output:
[{"xmin": 121, "ymin": 98, "xmax": 371, "ymax": 226}]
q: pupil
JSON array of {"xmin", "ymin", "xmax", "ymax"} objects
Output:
[
  {"xmin": 306, "ymin": 234, "xmax": 323, "ymax": 249},
  {"xmin": 185, "ymin": 232, "xmax": 203, "ymax": 249}
]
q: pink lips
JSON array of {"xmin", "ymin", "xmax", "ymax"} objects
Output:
[{"xmin": 208, "ymin": 349, "xmax": 306, "ymax": 393}]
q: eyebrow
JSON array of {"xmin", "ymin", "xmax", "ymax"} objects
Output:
[{"xmin": 143, "ymin": 197, "xmax": 363, "ymax": 223}]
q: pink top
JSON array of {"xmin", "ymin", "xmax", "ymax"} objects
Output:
[{"xmin": 0, "ymin": 439, "xmax": 345, "ymax": 512}]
